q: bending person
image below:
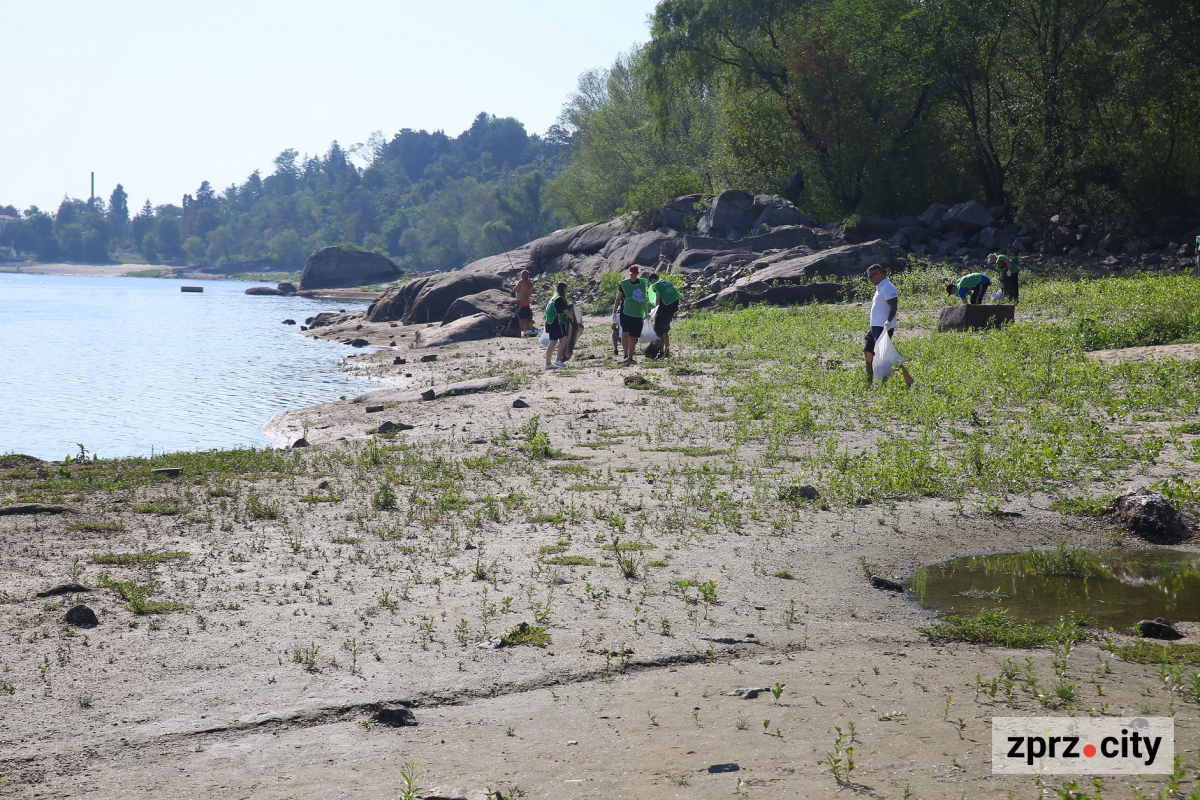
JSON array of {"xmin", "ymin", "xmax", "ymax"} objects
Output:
[
  {"xmin": 646, "ymin": 272, "xmax": 681, "ymax": 359},
  {"xmin": 946, "ymin": 272, "xmax": 992, "ymax": 305}
]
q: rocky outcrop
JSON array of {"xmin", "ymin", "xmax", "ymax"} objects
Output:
[
  {"xmin": 1136, "ymin": 618, "xmax": 1184, "ymax": 640},
  {"xmin": 365, "ymin": 272, "xmax": 504, "ymax": 325},
  {"xmin": 740, "ymin": 240, "xmax": 897, "ymax": 284},
  {"xmin": 1113, "ymin": 491, "xmax": 1191, "ymax": 544},
  {"xmin": 415, "ymin": 313, "xmax": 504, "ymax": 347},
  {"xmin": 753, "ymin": 195, "xmax": 815, "ymax": 230},
  {"xmin": 441, "ymin": 288, "xmax": 518, "ymax": 329},
  {"xmin": 245, "ymin": 286, "xmax": 281, "ymax": 296},
  {"xmin": 710, "ymin": 281, "xmax": 849, "ymax": 309},
  {"xmin": 298, "ymin": 246, "xmax": 402, "ymax": 290},
  {"xmin": 698, "ymin": 190, "xmax": 756, "ymax": 237},
  {"xmin": 660, "ymin": 195, "xmax": 703, "ymax": 230},
  {"xmin": 683, "ymin": 226, "xmax": 823, "ymax": 254},
  {"xmin": 458, "ymin": 248, "xmax": 536, "ymax": 280},
  {"xmin": 942, "ymin": 201, "xmax": 995, "ymax": 234},
  {"xmin": 937, "ymin": 304, "xmax": 1015, "ymax": 332},
  {"xmin": 605, "ymin": 231, "xmax": 675, "ymax": 271}
]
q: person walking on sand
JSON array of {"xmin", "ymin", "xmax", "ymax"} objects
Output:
[
  {"xmin": 612, "ymin": 264, "xmax": 650, "ymax": 366},
  {"xmin": 864, "ymin": 264, "xmax": 913, "ymax": 388},
  {"xmin": 543, "ymin": 282, "xmax": 572, "ymax": 370},
  {"xmin": 514, "ymin": 270, "xmax": 535, "ymax": 336},
  {"xmin": 946, "ymin": 272, "xmax": 992, "ymax": 305},
  {"xmin": 646, "ymin": 272, "xmax": 681, "ymax": 359}
]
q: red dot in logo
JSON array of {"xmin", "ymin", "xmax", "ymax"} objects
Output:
[{"xmin": 1084, "ymin": 744, "xmax": 1097, "ymax": 758}]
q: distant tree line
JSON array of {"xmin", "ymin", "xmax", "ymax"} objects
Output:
[
  {"xmin": 548, "ymin": 0, "xmax": 1200, "ymax": 226},
  {"xmin": 1, "ymin": 113, "xmax": 568, "ymax": 271}
]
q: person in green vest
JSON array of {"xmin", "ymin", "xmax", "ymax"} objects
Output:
[
  {"xmin": 612, "ymin": 265, "xmax": 650, "ymax": 366},
  {"xmin": 987, "ymin": 252, "xmax": 1020, "ymax": 302},
  {"xmin": 646, "ymin": 272, "xmax": 681, "ymax": 359},
  {"xmin": 945, "ymin": 272, "xmax": 992, "ymax": 304},
  {"xmin": 542, "ymin": 282, "xmax": 572, "ymax": 370}
]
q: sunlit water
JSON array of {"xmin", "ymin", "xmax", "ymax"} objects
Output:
[
  {"xmin": 0, "ymin": 273, "xmax": 381, "ymax": 459},
  {"xmin": 904, "ymin": 548, "xmax": 1200, "ymax": 629}
]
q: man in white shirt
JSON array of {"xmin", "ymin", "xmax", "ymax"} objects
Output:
[{"xmin": 864, "ymin": 264, "xmax": 913, "ymax": 388}]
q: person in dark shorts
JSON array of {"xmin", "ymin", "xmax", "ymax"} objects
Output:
[
  {"xmin": 946, "ymin": 272, "xmax": 992, "ymax": 304},
  {"xmin": 646, "ymin": 272, "xmax": 681, "ymax": 359},
  {"xmin": 864, "ymin": 264, "xmax": 913, "ymax": 388},
  {"xmin": 542, "ymin": 282, "xmax": 571, "ymax": 370},
  {"xmin": 612, "ymin": 265, "xmax": 650, "ymax": 366},
  {"xmin": 515, "ymin": 270, "xmax": 535, "ymax": 336}
]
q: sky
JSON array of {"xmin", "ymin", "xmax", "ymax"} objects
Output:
[{"xmin": 1, "ymin": 0, "xmax": 657, "ymax": 213}]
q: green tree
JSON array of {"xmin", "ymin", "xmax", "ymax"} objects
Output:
[
  {"xmin": 182, "ymin": 236, "xmax": 207, "ymax": 263},
  {"xmin": 267, "ymin": 230, "xmax": 307, "ymax": 269},
  {"xmin": 108, "ymin": 184, "xmax": 129, "ymax": 239}
]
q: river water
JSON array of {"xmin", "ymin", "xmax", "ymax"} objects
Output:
[{"xmin": 0, "ymin": 273, "xmax": 380, "ymax": 460}]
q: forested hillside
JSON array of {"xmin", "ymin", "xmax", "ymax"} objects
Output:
[
  {"xmin": 2, "ymin": 113, "xmax": 566, "ymax": 272},
  {"xmin": 5, "ymin": 0, "xmax": 1199, "ymax": 270}
]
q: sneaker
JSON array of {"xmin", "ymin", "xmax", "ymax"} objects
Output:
[
  {"xmin": 622, "ymin": 357, "xmax": 635, "ymax": 366},
  {"xmin": 544, "ymin": 363, "xmax": 558, "ymax": 370},
  {"xmin": 553, "ymin": 360, "xmax": 566, "ymax": 368}
]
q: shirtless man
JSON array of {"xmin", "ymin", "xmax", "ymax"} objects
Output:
[{"xmin": 514, "ymin": 270, "xmax": 535, "ymax": 336}]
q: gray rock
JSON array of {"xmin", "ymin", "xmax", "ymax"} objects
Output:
[
  {"xmin": 918, "ymin": 203, "xmax": 949, "ymax": 226},
  {"xmin": 416, "ymin": 314, "xmax": 504, "ymax": 347},
  {"xmin": 244, "ymin": 286, "xmax": 280, "ymax": 296},
  {"xmin": 374, "ymin": 704, "xmax": 417, "ymax": 727},
  {"xmin": 889, "ymin": 233, "xmax": 910, "ymax": 248},
  {"xmin": 349, "ymin": 338, "xmax": 369, "ymax": 347},
  {"xmin": 375, "ymin": 421, "xmax": 414, "ymax": 434},
  {"xmin": 1136, "ymin": 618, "xmax": 1183, "ymax": 640},
  {"xmin": 36, "ymin": 583, "xmax": 91, "ymax": 598},
  {"xmin": 529, "ymin": 224, "xmax": 593, "ymax": 263},
  {"xmin": 1113, "ymin": 491, "xmax": 1191, "ymax": 544},
  {"xmin": 937, "ymin": 304, "xmax": 1015, "ymax": 332},
  {"xmin": 393, "ymin": 357, "xmax": 406, "ymax": 365},
  {"xmin": 697, "ymin": 189, "xmax": 756, "ymax": 236},
  {"xmin": 351, "ymin": 376, "xmax": 512, "ymax": 406},
  {"xmin": 457, "ymin": 247, "xmax": 536, "ymax": 280},
  {"xmin": 842, "ymin": 216, "xmax": 900, "ymax": 243},
  {"xmin": 421, "ymin": 354, "xmax": 438, "ymax": 362},
  {"xmin": 151, "ymin": 467, "xmax": 182, "ymax": 477},
  {"xmin": 978, "ymin": 227, "xmax": 1015, "ymax": 251},
  {"xmin": 711, "ymin": 282, "xmax": 848, "ymax": 309},
  {"xmin": 989, "ymin": 205, "xmax": 1010, "ymax": 219},
  {"xmin": 660, "ymin": 194, "xmax": 704, "ymax": 230},
  {"xmin": 63, "ymin": 605, "xmax": 98, "ymax": 627},
  {"xmin": 291, "ymin": 438, "xmax": 309, "ymax": 448},
  {"xmin": 282, "ymin": 319, "xmax": 296, "ymax": 325},
  {"xmin": 942, "ymin": 201, "xmax": 995, "ymax": 233},
  {"xmin": 307, "ymin": 311, "xmax": 346, "ymax": 329},
  {"xmin": 751, "ymin": 195, "xmax": 814, "ymax": 229},
  {"xmin": 900, "ymin": 226, "xmax": 933, "ymax": 244},
  {"xmin": 298, "ymin": 246, "xmax": 402, "ymax": 290},
  {"xmin": 606, "ymin": 231, "xmax": 675, "ymax": 271},
  {"xmin": 708, "ymin": 763, "xmax": 740, "ymax": 774},
  {"xmin": 871, "ymin": 576, "xmax": 903, "ymax": 592},
  {"xmin": 720, "ymin": 687, "xmax": 769, "ymax": 699},
  {"xmin": 734, "ymin": 240, "xmax": 897, "ymax": 286},
  {"xmin": 441, "ymin": 289, "xmax": 519, "ymax": 329},
  {"xmin": 566, "ymin": 219, "xmax": 627, "ymax": 255},
  {"xmin": 277, "ymin": 281, "xmax": 297, "ymax": 295},
  {"xmin": 513, "ymin": 399, "xmax": 530, "ymax": 409},
  {"xmin": 366, "ymin": 272, "xmax": 505, "ymax": 325},
  {"xmin": 779, "ymin": 484, "xmax": 820, "ymax": 502},
  {"xmin": 683, "ymin": 226, "xmax": 820, "ymax": 253}
]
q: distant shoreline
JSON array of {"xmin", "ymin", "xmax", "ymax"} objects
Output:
[{"xmin": 0, "ymin": 262, "xmax": 161, "ymax": 279}]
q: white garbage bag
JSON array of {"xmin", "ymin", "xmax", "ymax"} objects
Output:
[
  {"xmin": 639, "ymin": 316, "xmax": 660, "ymax": 343},
  {"xmin": 538, "ymin": 329, "xmax": 550, "ymax": 346},
  {"xmin": 872, "ymin": 328, "xmax": 905, "ymax": 381},
  {"xmin": 990, "ymin": 289, "xmax": 1005, "ymax": 303}
]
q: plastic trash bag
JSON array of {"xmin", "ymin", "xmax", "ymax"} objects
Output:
[
  {"xmin": 538, "ymin": 329, "xmax": 550, "ymax": 346},
  {"xmin": 639, "ymin": 316, "xmax": 660, "ymax": 343},
  {"xmin": 872, "ymin": 328, "xmax": 905, "ymax": 381},
  {"xmin": 990, "ymin": 289, "xmax": 1005, "ymax": 303}
]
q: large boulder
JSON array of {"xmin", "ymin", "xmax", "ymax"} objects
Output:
[
  {"xmin": 415, "ymin": 313, "xmax": 504, "ymax": 347},
  {"xmin": 842, "ymin": 217, "xmax": 901, "ymax": 244},
  {"xmin": 529, "ymin": 224, "xmax": 593, "ymax": 263},
  {"xmin": 365, "ymin": 272, "xmax": 505, "ymax": 325},
  {"xmin": 441, "ymin": 289, "xmax": 518, "ymax": 329},
  {"xmin": 697, "ymin": 190, "xmax": 756, "ymax": 237},
  {"xmin": 736, "ymin": 240, "xmax": 897, "ymax": 286},
  {"xmin": 942, "ymin": 201, "xmax": 995, "ymax": 234},
  {"xmin": 298, "ymin": 247, "xmax": 402, "ymax": 290},
  {"xmin": 605, "ymin": 231, "xmax": 675, "ymax": 271},
  {"xmin": 683, "ymin": 226, "xmax": 820, "ymax": 254},
  {"xmin": 752, "ymin": 195, "xmax": 814, "ymax": 230},
  {"xmin": 458, "ymin": 247, "xmax": 536, "ymax": 280},
  {"xmin": 918, "ymin": 203, "xmax": 949, "ymax": 226},
  {"xmin": 978, "ymin": 227, "xmax": 1016, "ymax": 251},
  {"xmin": 1113, "ymin": 491, "xmax": 1191, "ymax": 544},
  {"xmin": 245, "ymin": 286, "xmax": 281, "ymax": 296},
  {"xmin": 660, "ymin": 195, "xmax": 703, "ymax": 230},
  {"xmin": 937, "ymin": 304, "xmax": 1015, "ymax": 332},
  {"xmin": 713, "ymin": 282, "xmax": 849, "ymax": 308},
  {"xmin": 565, "ymin": 219, "xmax": 627, "ymax": 255}
]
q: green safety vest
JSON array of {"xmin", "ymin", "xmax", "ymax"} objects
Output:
[
  {"xmin": 543, "ymin": 297, "xmax": 566, "ymax": 325},
  {"xmin": 620, "ymin": 278, "xmax": 650, "ymax": 317},
  {"xmin": 652, "ymin": 279, "xmax": 681, "ymax": 305}
]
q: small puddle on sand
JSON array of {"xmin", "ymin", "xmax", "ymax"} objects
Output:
[{"xmin": 903, "ymin": 548, "xmax": 1200, "ymax": 629}]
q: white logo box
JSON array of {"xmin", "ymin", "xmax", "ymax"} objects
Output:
[{"xmin": 993, "ymin": 717, "xmax": 1174, "ymax": 775}]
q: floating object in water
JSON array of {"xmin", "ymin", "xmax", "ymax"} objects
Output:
[{"xmin": 181, "ymin": 286, "xmax": 203, "ymax": 293}]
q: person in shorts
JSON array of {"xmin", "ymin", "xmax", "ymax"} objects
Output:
[
  {"xmin": 542, "ymin": 282, "xmax": 572, "ymax": 369},
  {"xmin": 612, "ymin": 265, "xmax": 650, "ymax": 366},
  {"xmin": 946, "ymin": 272, "xmax": 992, "ymax": 304},
  {"xmin": 646, "ymin": 272, "xmax": 681, "ymax": 359},
  {"xmin": 514, "ymin": 270, "xmax": 535, "ymax": 336},
  {"xmin": 864, "ymin": 264, "xmax": 912, "ymax": 388}
]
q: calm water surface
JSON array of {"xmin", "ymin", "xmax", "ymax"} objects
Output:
[{"xmin": 0, "ymin": 273, "xmax": 380, "ymax": 459}]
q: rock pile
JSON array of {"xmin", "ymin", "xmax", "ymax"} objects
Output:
[{"xmin": 298, "ymin": 246, "xmax": 403, "ymax": 290}]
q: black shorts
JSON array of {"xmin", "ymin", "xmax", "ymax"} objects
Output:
[
  {"xmin": 518, "ymin": 304, "xmax": 532, "ymax": 320},
  {"xmin": 653, "ymin": 300, "xmax": 679, "ymax": 336},
  {"xmin": 545, "ymin": 320, "xmax": 566, "ymax": 341},
  {"xmin": 619, "ymin": 313, "xmax": 644, "ymax": 337},
  {"xmin": 863, "ymin": 325, "xmax": 896, "ymax": 353}
]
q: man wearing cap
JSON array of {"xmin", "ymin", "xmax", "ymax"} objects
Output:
[
  {"xmin": 514, "ymin": 270, "xmax": 535, "ymax": 336},
  {"xmin": 864, "ymin": 263, "xmax": 913, "ymax": 387},
  {"xmin": 613, "ymin": 264, "xmax": 650, "ymax": 366},
  {"xmin": 946, "ymin": 272, "xmax": 992, "ymax": 304}
]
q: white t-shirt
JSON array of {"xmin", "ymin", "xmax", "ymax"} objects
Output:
[{"xmin": 870, "ymin": 278, "xmax": 899, "ymax": 329}]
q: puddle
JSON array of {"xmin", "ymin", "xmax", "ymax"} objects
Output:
[{"xmin": 904, "ymin": 548, "xmax": 1200, "ymax": 630}]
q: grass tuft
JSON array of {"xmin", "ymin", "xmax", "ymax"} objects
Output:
[{"xmin": 500, "ymin": 622, "xmax": 551, "ymax": 648}]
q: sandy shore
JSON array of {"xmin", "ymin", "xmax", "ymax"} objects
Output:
[
  {"xmin": 0, "ymin": 262, "xmax": 159, "ymax": 278},
  {"xmin": 1, "ymin": 318, "xmax": 1197, "ymax": 799}
]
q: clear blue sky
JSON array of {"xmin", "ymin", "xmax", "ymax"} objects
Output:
[{"xmin": 2, "ymin": 0, "xmax": 657, "ymax": 212}]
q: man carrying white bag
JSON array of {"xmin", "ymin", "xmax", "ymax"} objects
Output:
[{"xmin": 863, "ymin": 264, "xmax": 914, "ymax": 388}]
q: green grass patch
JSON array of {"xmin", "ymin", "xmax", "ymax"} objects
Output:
[
  {"xmin": 538, "ymin": 541, "xmax": 571, "ymax": 556},
  {"xmin": 773, "ymin": 570, "xmax": 795, "ymax": 579},
  {"xmin": 302, "ymin": 489, "xmax": 345, "ymax": 504},
  {"xmin": 918, "ymin": 608, "xmax": 1089, "ymax": 649},
  {"xmin": 125, "ymin": 268, "xmax": 166, "ymax": 278},
  {"xmin": 132, "ymin": 498, "xmax": 187, "ymax": 515},
  {"xmin": 544, "ymin": 555, "xmax": 597, "ymax": 566},
  {"xmin": 1102, "ymin": 640, "xmax": 1200, "ymax": 665},
  {"xmin": 98, "ymin": 575, "xmax": 183, "ymax": 614},
  {"xmin": 66, "ymin": 521, "xmax": 125, "ymax": 532},
  {"xmin": 550, "ymin": 463, "xmax": 590, "ymax": 476},
  {"xmin": 653, "ymin": 445, "xmax": 727, "ymax": 458},
  {"xmin": 1049, "ymin": 495, "xmax": 1116, "ymax": 516},
  {"xmin": 500, "ymin": 622, "xmax": 551, "ymax": 648},
  {"xmin": 566, "ymin": 484, "xmax": 617, "ymax": 492},
  {"xmin": 1174, "ymin": 422, "xmax": 1200, "ymax": 435},
  {"xmin": 91, "ymin": 551, "xmax": 189, "ymax": 566}
]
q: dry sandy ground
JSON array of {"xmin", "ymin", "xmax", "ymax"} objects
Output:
[
  {"xmin": 1, "ymin": 323, "xmax": 1198, "ymax": 799},
  {"xmin": 1086, "ymin": 342, "xmax": 1200, "ymax": 365}
]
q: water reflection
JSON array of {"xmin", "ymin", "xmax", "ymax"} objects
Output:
[
  {"xmin": 0, "ymin": 273, "xmax": 380, "ymax": 459},
  {"xmin": 904, "ymin": 547, "xmax": 1200, "ymax": 630}
]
